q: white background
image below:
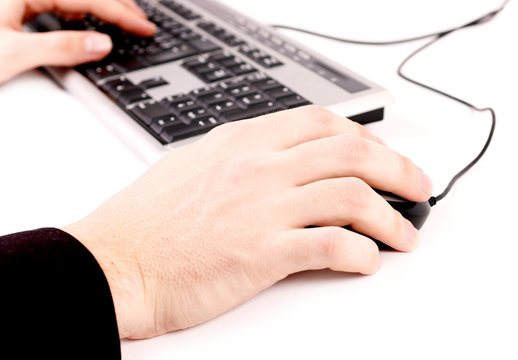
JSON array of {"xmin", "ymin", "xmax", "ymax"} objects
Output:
[{"xmin": 0, "ymin": 0, "xmax": 517, "ymax": 359}]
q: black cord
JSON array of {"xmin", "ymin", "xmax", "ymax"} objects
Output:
[
  {"xmin": 271, "ymin": 0, "xmax": 510, "ymax": 46},
  {"xmin": 395, "ymin": 34, "xmax": 497, "ymax": 204},
  {"xmin": 271, "ymin": 0, "xmax": 509, "ymax": 205}
]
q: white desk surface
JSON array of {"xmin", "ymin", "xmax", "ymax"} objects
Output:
[{"xmin": 1, "ymin": 0, "xmax": 517, "ymax": 359}]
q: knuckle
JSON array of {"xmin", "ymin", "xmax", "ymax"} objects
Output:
[
  {"xmin": 340, "ymin": 134, "xmax": 368, "ymax": 165},
  {"xmin": 352, "ymin": 121, "xmax": 369, "ymax": 137},
  {"xmin": 318, "ymin": 227, "xmax": 343, "ymax": 260},
  {"xmin": 305, "ymin": 104, "xmax": 327, "ymax": 115},
  {"xmin": 210, "ymin": 121, "xmax": 233, "ymax": 135},
  {"xmin": 220, "ymin": 156, "xmax": 264, "ymax": 186},
  {"xmin": 208, "ymin": 121, "xmax": 242, "ymax": 140},
  {"xmin": 305, "ymin": 105, "xmax": 336, "ymax": 128},
  {"xmin": 54, "ymin": 35, "xmax": 78, "ymax": 53},
  {"xmin": 341, "ymin": 177, "xmax": 371, "ymax": 206}
]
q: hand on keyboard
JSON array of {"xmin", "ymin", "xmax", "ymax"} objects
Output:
[
  {"xmin": 63, "ymin": 106, "xmax": 433, "ymax": 339},
  {"xmin": 0, "ymin": 0, "xmax": 155, "ymax": 84}
]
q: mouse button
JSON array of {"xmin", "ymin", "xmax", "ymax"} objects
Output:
[{"xmin": 388, "ymin": 200, "xmax": 431, "ymax": 230}]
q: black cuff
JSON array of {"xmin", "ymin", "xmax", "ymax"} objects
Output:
[{"xmin": 0, "ymin": 228, "xmax": 121, "ymax": 359}]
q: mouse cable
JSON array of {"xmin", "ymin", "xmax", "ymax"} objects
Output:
[{"xmin": 271, "ymin": 0, "xmax": 510, "ymax": 206}]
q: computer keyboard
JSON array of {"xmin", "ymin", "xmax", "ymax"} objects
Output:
[{"xmin": 28, "ymin": 0, "xmax": 391, "ymax": 153}]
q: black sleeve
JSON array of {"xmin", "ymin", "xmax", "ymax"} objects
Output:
[{"xmin": 0, "ymin": 228, "xmax": 121, "ymax": 359}]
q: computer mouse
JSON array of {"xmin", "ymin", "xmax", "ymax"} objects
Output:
[
  {"xmin": 372, "ymin": 190, "xmax": 432, "ymax": 249},
  {"xmin": 377, "ymin": 190, "xmax": 431, "ymax": 230},
  {"xmin": 320, "ymin": 190, "xmax": 433, "ymax": 249}
]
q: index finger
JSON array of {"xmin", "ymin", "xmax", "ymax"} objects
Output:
[
  {"xmin": 247, "ymin": 105, "xmax": 383, "ymax": 150},
  {"xmin": 27, "ymin": 0, "xmax": 155, "ymax": 36}
]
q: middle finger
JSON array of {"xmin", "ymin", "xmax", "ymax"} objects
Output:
[{"xmin": 278, "ymin": 132, "xmax": 433, "ymax": 202}]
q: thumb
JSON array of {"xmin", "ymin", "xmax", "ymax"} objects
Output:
[{"xmin": 19, "ymin": 31, "xmax": 113, "ymax": 68}]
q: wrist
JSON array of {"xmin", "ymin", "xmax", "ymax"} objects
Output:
[{"xmin": 62, "ymin": 219, "xmax": 144, "ymax": 339}]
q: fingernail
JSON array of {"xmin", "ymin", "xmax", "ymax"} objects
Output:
[
  {"xmin": 84, "ymin": 33, "xmax": 112, "ymax": 54},
  {"xmin": 406, "ymin": 222, "xmax": 420, "ymax": 248},
  {"xmin": 418, "ymin": 168, "xmax": 433, "ymax": 196}
]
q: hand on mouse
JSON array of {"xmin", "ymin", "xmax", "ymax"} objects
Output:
[
  {"xmin": 63, "ymin": 106, "xmax": 433, "ymax": 339},
  {"xmin": 0, "ymin": 0, "xmax": 155, "ymax": 84}
]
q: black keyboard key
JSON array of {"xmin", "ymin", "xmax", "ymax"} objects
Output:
[
  {"xmin": 149, "ymin": 12, "xmax": 170, "ymax": 26},
  {"xmin": 102, "ymin": 77, "xmax": 135, "ymax": 95},
  {"xmin": 227, "ymin": 85, "xmax": 254, "ymax": 98},
  {"xmin": 156, "ymin": 120, "xmax": 191, "ymax": 143},
  {"xmin": 249, "ymin": 77, "xmax": 282, "ymax": 92},
  {"xmin": 145, "ymin": 43, "xmax": 167, "ymax": 55},
  {"xmin": 145, "ymin": 44, "xmax": 196, "ymax": 65},
  {"xmin": 237, "ymin": 92, "xmax": 268, "ymax": 107},
  {"xmin": 209, "ymin": 100, "xmax": 242, "ymax": 116},
  {"xmin": 202, "ymin": 68, "xmax": 233, "ymax": 83},
  {"xmin": 258, "ymin": 56, "xmax": 284, "ymax": 68},
  {"xmin": 138, "ymin": 76, "xmax": 169, "ymax": 90},
  {"xmin": 160, "ymin": 0, "xmax": 201, "ymax": 20},
  {"xmin": 221, "ymin": 34, "xmax": 245, "ymax": 47},
  {"xmin": 187, "ymin": 37, "xmax": 221, "ymax": 53},
  {"xmin": 130, "ymin": 101, "xmax": 173, "ymax": 125},
  {"xmin": 179, "ymin": 107, "xmax": 210, "ymax": 123},
  {"xmin": 169, "ymin": 25, "xmax": 190, "ymax": 37},
  {"xmin": 161, "ymin": 93, "xmax": 188, "ymax": 105},
  {"xmin": 154, "ymin": 33, "xmax": 175, "ymax": 43},
  {"xmin": 179, "ymin": 30, "xmax": 201, "ymax": 42},
  {"xmin": 190, "ymin": 62, "xmax": 220, "ymax": 75},
  {"xmin": 197, "ymin": 91, "xmax": 228, "ymax": 105},
  {"xmin": 208, "ymin": 51, "xmax": 234, "ymax": 63},
  {"xmin": 238, "ymin": 45, "xmax": 284, "ymax": 69},
  {"xmin": 220, "ymin": 80, "xmax": 252, "ymax": 94},
  {"xmin": 117, "ymin": 88, "xmax": 152, "ymax": 106},
  {"xmin": 198, "ymin": 22, "xmax": 225, "ymax": 37},
  {"xmin": 149, "ymin": 114, "xmax": 182, "ymax": 135},
  {"xmin": 280, "ymin": 95, "xmax": 312, "ymax": 109},
  {"xmin": 239, "ymin": 45, "xmax": 267, "ymax": 59},
  {"xmin": 197, "ymin": 22, "xmax": 245, "ymax": 48},
  {"xmin": 222, "ymin": 102, "xmax": 283, "ymax": 122},
  {"xmin": 266, "ymin": 86, "xmax": 296, "ymax": 100},
  {"xmin": 161, "ymin": 96, "xmax": 198, "ymax": 113},
  {"xmin": 190, "ymin": 86, "xmax": 223, "ymax": 99},
  {"xmin": 183, "ymin": 57, "xmax": 209, "ymax": 68},
  {"xmin": 112, "ymin": 55, "xmax": 148, "ymax": 72},
  {"xmin": 125, "ymin": 36, "xmax": 154, "ymax": 52},
  {"xmin": 163, "ymin": 116, "xmax": 219, "ymax": 142},
  {"xmin": 229, "ymin": 63, "xmax": 256, "ymax": 76},
  {"xmin": 217, "ymin": 56, "xmax": 245, "ymax": 68},
  {"xmin": 180, "ymin": 10, "xmax": 201, "ymax": 21},
  {"xmin": 158, "ymin": 38, "xmax": 183, "ymax": 50},
  {"xmin": 161, "ymin": 19, "xmax": 181, "ymax": 31},
  {"xmin": 86, "ymin": 64, "xmax": 120, "ymax": 82}
]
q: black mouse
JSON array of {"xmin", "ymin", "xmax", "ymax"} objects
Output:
[
  {"xmin": 377, "ymin": 190, "xmax": 432, "ymax": 230},
  {"xmin": 371, "ymin": 190, "xmax": 432, "ymax": 249},
  {"xmin": 319, "ymin": 190, "xmax": 433, "ymax": 249}
]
